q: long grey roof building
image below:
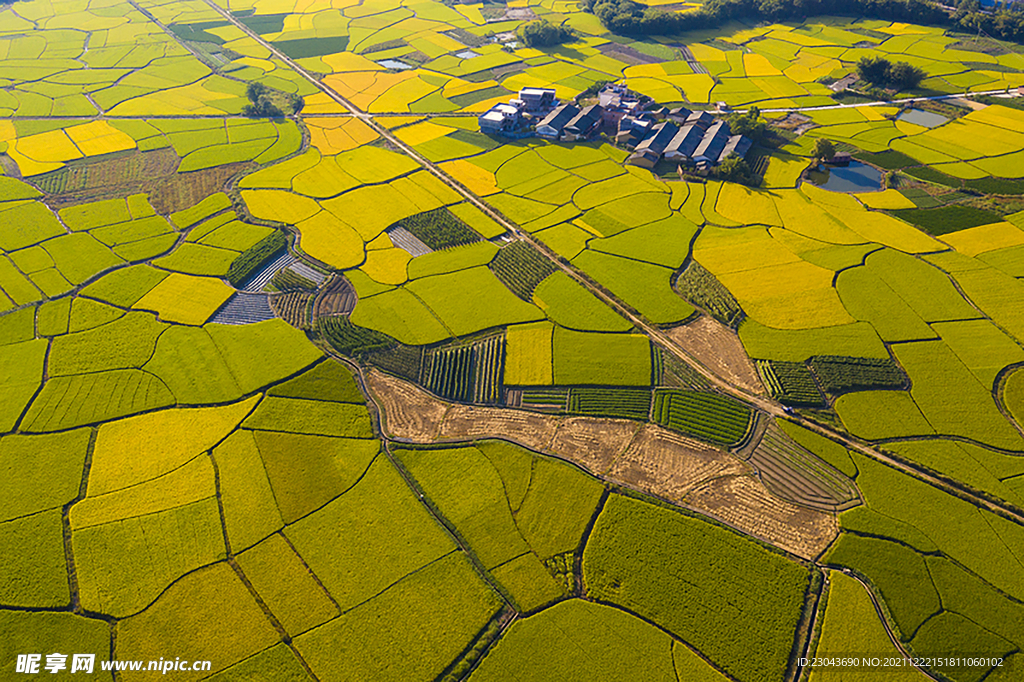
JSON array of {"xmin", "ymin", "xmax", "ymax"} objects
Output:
[{"xmin": 536, "ymin": 103, "xmax": 579, "ymax": 139}]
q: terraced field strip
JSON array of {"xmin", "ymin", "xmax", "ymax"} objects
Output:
[
  {"xmin": 748, "ymin": 425, "xmax": 860, "ymax": 513},
  {"xmin": 271, "ymin": 292, "xmax": 313, "ymax": 328},
  {"xmin": 196, "ymin": 0, "xmax": 1024, "ymax": 530},
  {"xmin": 209, "ymin": 293, "xmax": 275, "ymax": 325},
  {"xmin": 312, "ymin": 275, "xmax": 357, "ymax": 319},
  {"xmin": 242, "ymin": 252, "xmax": 297, "ymax": 292}
]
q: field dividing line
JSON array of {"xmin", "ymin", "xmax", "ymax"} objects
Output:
[
  {"xmin": 342, "ymin": 357, "xmax": 520, "ymax": 617},
  {"xmin": 196, "ymin": 0, "xmax": 1024, "ymax": 529},
  {"xmin": 818, "ymin": 567, "xmax": 942, "ymax": 682}
]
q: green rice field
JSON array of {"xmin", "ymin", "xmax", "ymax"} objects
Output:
[{"xmin": 3, "ymin": 0, "xmax": 1024, "ymax": 678}]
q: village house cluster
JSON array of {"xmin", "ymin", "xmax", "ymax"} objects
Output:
[{"xmin": 478, "ymin": 84, "xmax": 753, "ymax": 172}]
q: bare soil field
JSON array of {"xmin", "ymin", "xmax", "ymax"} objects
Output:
[
  {"xmin": 686, "ymin": 474, "xmax": 838, "ymax": 559},
  {"xmin": 440, "ymin": 405, "xmax": 561, "ymax": 453},
  {"xmin": 367, "ymin": 371, "xmax": 836, "ymax": 558},
  {"xmin": 548, "ymin": 417, "xmax": 641, "ymax": 474},
  {"xmin": 366, "ymin": 369, "xmax": 450, "ymax": 441},
  {"xmin": 608, "ymin": 424, "xmax": 750, "ymax": 503},
  {"xmin": 665, "ymin": 315, "xmax": 764, "ymax": 394}
]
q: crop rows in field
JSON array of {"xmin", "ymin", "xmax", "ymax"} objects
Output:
[
  {"xmin": 584, "ymin": 495, "xmax": 809, "ymax": 682},
  {"xmin": 567, "ymin": 387, "xmax": 651, "ymax": 421},
  {"xmin": 889, "ymin": 205, "xmax": 1003, "ymax": 236},
  {"xmin": 652, "ymin": 389, "xmax": 751, "ymax": 446},
  {"xmin": 489, "ymin": 241, "xmax": 557, "ymax": 300},
  {"xmin": 964, "ymin": 176, "xmax": 1024, "ymax": 195},
  {"xmin": 674, "ymin": 260, "xmax": 743, "ymax": 328},
  {"xmin": 312, "ymin": 275, "xmax": 357, "ymax": 319},
  {"xmin": 660, "ymin": 350, "xmax": 712, "ymax": 391},
  {"xmin": 425, "ymin": 345, "xmax": 474, "ymax": 402},
  {"xmin": 651, "ymin": 347, "xmax": 664, "ymax": 385},
  {"xmin": 32, "ymin": 149, "xmax": 180, "ymax": 196},
  {"xmin": 365, "ymin": 345, "xmax": 425, "ymax": 385},
  {"xmin": 516, "ymin": 387, "xmax": 569, "ymax": 410},
  {"xmin": 270, "ymin": 267, "xmax": 317, "ymax": 293},
  {"xmin": 903, "ymin": 166, "xmax": 962, "ymax": 189},
  {"xmin": 424, "ymin": 335, "xmax": 505, "ymax": 404},
  {"xmin": 808, "ymin": 355, "xmax": 908, "ymax": 393},
  {"xmin": 748, "ymin": 425, "xmax": 859, "ymax": 512},
  {"xmin": 271, "ymin": 292, "xmax": 313, "ymax": 329},
  {"xmin": 397, "ymin": 207, "xmax": 479, "ymax": 251},
  {"xmin": 757, "ymin": 360, "xmax": 826, "ymax": 407},
  {"xmin": 227, "ymin": 231, "xmax": 288, "ymax": 287},
  {"xmin": 318, "ymin": 316, "xmax": 396, "ymax": 357}
]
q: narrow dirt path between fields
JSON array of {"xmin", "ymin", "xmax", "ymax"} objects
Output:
[{"xmin": 811, "ymin": 567, "xmax": 942, "ymax": 682}]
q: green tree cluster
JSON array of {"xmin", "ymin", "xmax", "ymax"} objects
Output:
[
  {"xmin": 727, "ymin": 106, "xmax": 767, "ymax": 142},
  {"xmin": 518, "ymin": 20, "xmax": 575, "ymax": 47},
  {"xmin": 714, "ymin": 155, "xmax": 757, "ymax": 186},
  {"xmin": 954, "ymin": 0, "xmax": 1024, "ymax": 43},
  {"xmin": 243, "ymin": 82, "xmax": 284, "ymax": 118},
  {"xmin": 813, "ymin": 138, "xmax": 836, "ymax": 161},
  {"xmin": 856, "ymin": 56, "xmax": 927, "ymax": 90}
]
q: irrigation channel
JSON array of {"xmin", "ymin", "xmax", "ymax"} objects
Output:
[{"xmin": 193, "ymin": 0, "xmax": 1024, "ymax": 532}]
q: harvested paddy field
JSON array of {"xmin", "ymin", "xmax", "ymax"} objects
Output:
[
  {"xmin": 665, "ymin": 314, "xmax": 765, "ymax": 394},
  {"xmin": 368, "ymin": 370, "xmax": 837, "ymax": 560},
  {"xmin": 687, "ymin": 474, "xmax": 839, "ymax": 559}
]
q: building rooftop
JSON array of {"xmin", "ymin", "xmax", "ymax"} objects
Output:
[
  {"xmin": 635, "ymin": 121, "xmax": 679, "ymax": 155},
  {"xmin": 564, "ymin": 104, "xmax": 603, "ymax": 134},
  {"xmin": 664, "ymin": 124, "xmax": 703, "ymax": 158},
  {"xmin": 537, "ymin": 103, "xmax": 580, "ymax": 133},
  {"xmin": 693, "ymin": 121, "xmax": 730, "ymax": 161}
]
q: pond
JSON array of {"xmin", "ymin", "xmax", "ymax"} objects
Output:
[
  {"xmin": 896, "ymin": 108, "xmax": 949, "ymax": 128},
  {"xmin": 377, "ymin": 59, "xmax": 412, "ymax": 70},
  {"xmin": 807, "ymin": 160, "xmax": 883, "ymax": 193}
]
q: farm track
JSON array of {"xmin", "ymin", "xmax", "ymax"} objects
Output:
[
  {"xmin": 196, "ymin": 0, "xmax": 1024, "ymax": 532},
  {"xmin": 813, "ymin": 568, "xmax": 942, "ymax": 682}
]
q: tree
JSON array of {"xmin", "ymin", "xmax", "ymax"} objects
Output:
[
  {"xmin": 518, "ymin": 20, "xmax": 574, "ymax": 47},
  {"xmin": 814, "ymin": 138, "xmax": 836, "ymax": 161},
  {"xmin": 243, "ymin": 95, "xmax": 284, "ymax": 118},
  {"xmin": 714, "ymin": 155, "xmax": 756, "ymax": 185},
  {"xmin": 857, "ymin": 56, "xmax": 891, "ymax": 86},
  {"xmin": 888, "ymin": 61, "xmax": 926, "ymax": 90},
  {"xmin": 728, "ymin": 105, "xmax": 767, "ymax": 142},
  {"xmin": 289, "ymin": 93, "xmax": 305, "ymax": 114},
  {"xmin": 246, "ymin": 81, "xmax": 269, "ymax": 103},
  {"xmin": 243, "ymin": 81, "xmax": 284, "ymax": 118},
  {"xmin": 813, "ymin": 138, "xmax": 835, "ymax": 161}
]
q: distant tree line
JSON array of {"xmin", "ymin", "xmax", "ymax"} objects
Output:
[
  {"xmin": 579, "ymin": 0, "xmax": 1024, "ymax": 44},
  {"xmin": 953, "ymin": 0, "xmax": 1024, "ymax": 43}
]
